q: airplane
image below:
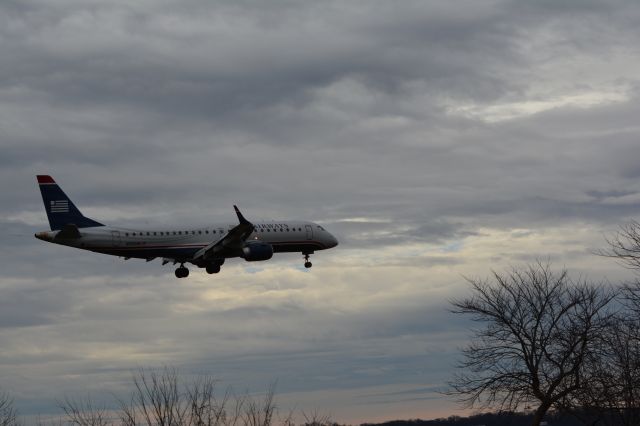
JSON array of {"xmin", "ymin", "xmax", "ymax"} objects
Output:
[{"xmin": 34, "ymin": 175, "xmax": 338, "ymax": 278}]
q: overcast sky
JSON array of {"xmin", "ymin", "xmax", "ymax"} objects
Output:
[{"xmin": 2, "ymin": 0, "xmax": 640, "ymax": 423}]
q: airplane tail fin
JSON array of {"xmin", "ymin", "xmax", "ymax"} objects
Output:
[{"xmin": 37, "ymin": 175, "xmax": 104, "ymax": 231}]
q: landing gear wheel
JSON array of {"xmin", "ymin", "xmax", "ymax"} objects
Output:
[
  {"xmin": 206, "ymin": 264, "xmax": 221, "ymax": 274},
  {"xmin": 303, "ymin": 253, "xmax": 312, "ymax": 269},
  {"xmin": 175, "ymin": 265, "xmax": 189, "ymax": 278}
]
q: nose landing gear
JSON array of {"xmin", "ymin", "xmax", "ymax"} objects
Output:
[
  {"xmin": 175, "ymin": 264, "xmax": 189, "ymax": 278},
  {"xmin": 303, "ymin": 253, "xmax": 312, "ymax": 269}
]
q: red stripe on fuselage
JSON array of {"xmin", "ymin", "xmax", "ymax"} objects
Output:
[
  {"xmin": 86, "ymin": 240, "xmax": 326, "ymax": 251},
  {"xmin": 88, "ymin": 243, "xmax": 207, "ymax": 250}
]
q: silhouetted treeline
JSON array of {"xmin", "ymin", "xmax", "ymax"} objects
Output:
[{"xmin": 362, "ymin": 411, "xmax": 591, "ymax": 426}]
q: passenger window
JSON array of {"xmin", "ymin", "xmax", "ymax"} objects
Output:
[
  {"xmin": 125, "ymin": 233, "xmax": 129, "ymax": 236},
  {"xmin": 198, "ymin": 230, "xmax": 202, "ymax": 234},
  {"xmin": 205, "ymin": 230, "xmax": 209, "ymax": 234},
  {"xmin": 147, "ymin": 232, "xmax": 150, "ymax": 236},
  {"xmin": 173, "ymin": 231, "xmax": 176, "ymax": 235}
]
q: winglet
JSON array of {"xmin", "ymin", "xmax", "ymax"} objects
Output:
[{"xmin": 234, "ymin": 205, "xmax": 251, "ymax": 225}]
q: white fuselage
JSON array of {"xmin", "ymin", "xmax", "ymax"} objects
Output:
[
  {"xmin": 35, "ymin": 175, "xmax": 338, "ymax": 276},
  {"xmin": 36, "ymin": 220, "xmax": 338, "ymax": 264}
]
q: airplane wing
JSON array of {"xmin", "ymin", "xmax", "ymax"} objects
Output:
[{"xmin": 192, "ymin": 205, "xmax": 254, "ymax": 261}]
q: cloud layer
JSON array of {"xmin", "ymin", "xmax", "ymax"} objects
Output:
[{"xmin": 2, "ymin": 0, "xmax": 640, "ymax": 422}]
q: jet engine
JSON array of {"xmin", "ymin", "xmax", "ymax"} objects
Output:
[{"xmin": 242, "ymin": 242, "xmax": 274, "ymax": 261}]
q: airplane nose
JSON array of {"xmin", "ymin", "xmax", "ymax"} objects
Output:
[{"xmin": 327, "ymin": 233, "xmax": 339, "ymax": 248}]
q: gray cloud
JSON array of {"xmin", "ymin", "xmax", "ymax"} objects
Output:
[{"xmin": 2, "ymin": 0, "xmax": 640, "ymax": 421}]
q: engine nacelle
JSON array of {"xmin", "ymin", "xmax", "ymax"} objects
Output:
[{"xmin": 242, "ymin": 242, "xmax": 274, "ymax": 261}]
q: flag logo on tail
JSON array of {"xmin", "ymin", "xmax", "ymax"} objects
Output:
[{"xmin": 50, "ymin": 200, "xmax": 69, "ymax": 213}]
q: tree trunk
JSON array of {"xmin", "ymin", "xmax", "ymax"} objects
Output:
[{"xmin": 531, "ymin": 402, "xmax": 552, "ymax": 426}]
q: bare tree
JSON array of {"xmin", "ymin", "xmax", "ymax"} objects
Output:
[
  {"xmin": 242, "ymin": 383, "xmax": 276, "ymax": 426},
  {"xmin": 301, "ymin": 409, "xmax": 334, "ymax": 426},
  {"xmin": 34, "ymin": 415, "xmax": 65, "ymax": 426},
  {"xmin": 26, "ymin": 368, "xmax": 293, "ymax": 426},
  {"xmin": 128, "ymin": 367, "xmax": 188, "ymax": 426},
  {"xmin": 572, "ymin": 283, "xmax": 640, "ymax": 426},
  {"xmin": 623, "ymin": 280, "xmax": 640, "ymax": 316},
  {"xmin": 0, "ymin": 392, "xmax": 17, "ymax": 426},
  {"xmin": 115, "ymin": 368, "xmax": 280, "ymax": 426},
  {"xmin": 600, "ymin": 220, "xmax": 640, "ymax": 271},
  {"xmin": 60, "ymin": 395, "xmax": 110, "ymax": 426},
  {"xmin": 186, "ymin": 376, "xmax": 228, "ymax": 426},
  {"xmin": 448, "ymin": 262, "xmax": 615, "ymax": 426},
  {"xmin": 566, "ymin": 316, "xmax": 640, "ymax": 426}
]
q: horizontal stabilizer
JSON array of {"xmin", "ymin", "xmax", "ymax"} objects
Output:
[{"xmin": 55, "ymin": 223, "xmax": 81, "ymax": 239}]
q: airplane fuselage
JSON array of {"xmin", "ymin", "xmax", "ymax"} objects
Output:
[
  {"xmin": 36, "ymin": 221, "xmax": 337, "ymax": 263},
  {"xmin": 34, "ymin": 175, "xmax": 338, "ymax": 277}
]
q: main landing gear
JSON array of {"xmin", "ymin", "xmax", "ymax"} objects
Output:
[
  {"xmin": 303, "ymin": 253, "xmax": 312, "ymax": 269},
  {"xmin": 206, "ymin": 264, "xmax": 221, "ymax": 274},
  {"xmin": 205, "ymin": 259, "xmax": 224, "ymax": 274},
  {"xmin": 175, "ymin": 264, "xmax": 189, "ymax": 278}
]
